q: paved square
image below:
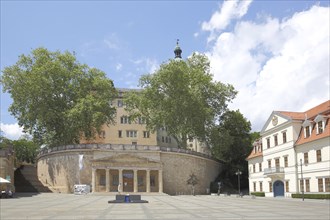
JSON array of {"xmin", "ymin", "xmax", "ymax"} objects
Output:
[{"xmin": 0, "ymin": 193, "xmax": 329, "ymax": 219}]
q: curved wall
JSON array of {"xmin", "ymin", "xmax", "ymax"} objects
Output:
[{"xmin": 37, "ymin": 144, "xmax": 222, "ymax": 195}]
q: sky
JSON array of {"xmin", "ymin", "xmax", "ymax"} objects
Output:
[{"xmin": 1, "ymin": 0, "xmax": 329, "ymax": 140}]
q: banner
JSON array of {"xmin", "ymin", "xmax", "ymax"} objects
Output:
[{"xmin": 79, "ymin": 154, "xmax": 84, "ymax": 170}]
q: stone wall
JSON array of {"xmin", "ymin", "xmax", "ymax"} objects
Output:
[
  {"xmin": 161, "ymin": 152, "xmax": 221, "ymax": 195},
  {"xmin": 37, "ymin": 146, "xmax": 221, "ymax": 194}
]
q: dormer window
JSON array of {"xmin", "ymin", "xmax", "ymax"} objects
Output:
[
  {"xmin": 314, "ymin": 115, "xmax": 326, "ymax": 135},
  {"xmin": 302, "ymin": 119, "xmax": 312, "ymax": 138},
  {"xmin": 305, "ymin": 126, "xmax": 311, "ymax": 138},
  {"xmin": 317, "ymin": 121, "xmax": 324, "ymax": 134}
]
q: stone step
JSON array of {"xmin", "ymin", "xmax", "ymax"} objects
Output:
[{"xmin": 14, "ymin": 165, "xmax": 52, "ymax": 193}]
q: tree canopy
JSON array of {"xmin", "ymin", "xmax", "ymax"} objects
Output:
[
  {"xmin": 209, "ymin": 110, "xmax": 252, "ymax": 189},
  {"xmin": 0, "ymin": 136, "xmax": 39, "ymax": 164},
  {"xmin": 125, "ymin": 53, "xmax": 237, "ymax": 148},
  {"xmin": 1, "ymin": 48, "xmax": 117, "ymax": 147}
]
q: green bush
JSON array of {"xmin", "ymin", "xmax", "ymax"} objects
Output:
[
  {"xmin": 291, "ymin": 194, "xmax": 330, "ymax": 199},
  {"xmin": 251, "ymin": 192, "xmax": 265, "ymax": 197}
]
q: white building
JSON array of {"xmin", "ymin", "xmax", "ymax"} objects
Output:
[{"xmin": 247, "ymin": 100, "xmax": 330, "ymax": 197}]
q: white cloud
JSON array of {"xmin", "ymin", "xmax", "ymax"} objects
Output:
[
  {"xmin": 203, "ymin": 5, "xmax": 329, "ymax": 131},
  {"xmin": 116, "ymin": 63, "xmax": 122, "ymax": 71},
  {"xmin": 0, "ymin": 123, "xmax": 24, "ymax": 140},
  {"xmin": 202, "ymin": 0, "xmax": 252, "ymax": 42},
  {"xmin": 103, "ymin": 33, "xmax": 120, "ymax": 50},
  {"xmin": 131, "ymin": 57, "xmax": 159, "ymax": 74}
]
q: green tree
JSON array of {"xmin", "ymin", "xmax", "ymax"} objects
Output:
[
  {"xmin": 12, "ymin": 136, "xmax": 39, "ymax": 164},
  {"xmin": 125, "ymin": 53, "xmax": 236, "ymax": 148},
  {"xmin": 210, "ymin": 110, "xmax": 252, "ymax": 189},
  {"xmin": 0, "ymin": 136, "xmax": 13, "ymax": 149},
  {"xmin": 1, "ymin": 48, "xmax": 117, "ymax": 147}
]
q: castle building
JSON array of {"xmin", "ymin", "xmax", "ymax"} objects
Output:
[
  {"xmin": 36, "ymin": 42, "xmax": 220, "ymax": 194},
  {"xmin": 247, "ymin": 100, "xmax": 330, "ymax": 197}
]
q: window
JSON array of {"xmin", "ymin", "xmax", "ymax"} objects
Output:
[
  {"xmin": 318, "ymin": 179, "xmax": 324, "ymax": 192},
  {"xmin": 165, "ymin": 137, "xmax": 168, "ymax": 143},
  {"xmin": 274, "ymin": 135, "xmax": 278, "ymax": 146},
  {"xmin": 259, "ymin": 182, "xmax": 263, "ymax": 192},
  {"xmin": 266, "ymin": 138, "xmax": 270, "ymax": 148},
  {"xmin": 305, "ymin": 179, "xmax": 310, "ymax": 192},
  {"xmin": 304, "ymin": 152, "xmax": 309, "ymax": 164},
  {"xmin": 275, "ymin": 158, "xmax": 280, "ymax": 168},
  {"xmin": 112, "ymin": 175, "xmax": 119, "ymax": 186},
  {"xmin": 317, "ymin": 121, "xmax": 324, "ymax": 134},
  {"xmin": 325, "ymin": 178, "xmax": 330, "ymax": 192},
  {"xmin": 143, "ymin": 131, "xmax": 150, "ymax": 138},
  {"xmin": 253, "ymin": 182, "xmax": 256, "ymax": 192},
  {"xmin": 138, "ymin": 176, "xmax": 144, "ymax": 186},
  {"xmin": 161, "ymin": 136, "xmax": 165, "ymax": 142},
  {"xmin": 305, "ymin": 126, "xmax": 310, "ymax": 138},
  {"xmin": 268, "ymin": 160, "xmax": 271, "ymax": 168},
  {"xmin": 259, "ymin": 163, "xmax": 262, "ymax": 172},
  {"xmin": 150, "ymin": 175, "xmax": 156, "ymax": 187},
  {"xmin": 284, "ymin": 156, "xmax": 288, "ymax": 167},
  {"xmin": 126, "ymin": 130, "xmax": 137, "ymax": 138},
  {"xmin": 253, "ymin": 164, "xmax": 255, "ymax": 173},
  {"xmin": 285, "ymin": 181, "xmax": 289, "ymax": 192},
  {"xmin": 316, "ymin": 150, "xmax": 322, "ymax": 162},
  {"xmin": 282, "ymin": 132, "xmax": 287, "ymax": 143},
  {"xmin": 98, "ymin": 130, "xmax": 106, "ymax": 138},
  {"xmin": 99, "ymin": 175, "xmax": 105, "ymax": 186},
  {"xmin": 117, "ymin": 99, "xmax": 123, "ymax": 107},
  {"xmin": 118, "ymin": 130, "xmax": 122, "ymax": 138},
  {"xmin": 138, "ymin": 117, "xmax": 146, "ymax": 124},
  {"xmin": 269, "ymin": 182, "xmax": 273, "ymax": 192},
  {"xmin": 120, "ymin": 116, "xmax": 130, "ymax": 124}
]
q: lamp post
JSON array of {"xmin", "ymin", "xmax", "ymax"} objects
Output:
[
  {"xmin": 235, "ymin": 169, "xmax": 242, "ymax": 196},
  {"xmin": 300, "ymin": 159, "xmax": 304, "ymax": 201}
]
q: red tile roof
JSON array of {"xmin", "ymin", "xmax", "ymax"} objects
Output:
[
  {"xmin": 247, "ymin": 100, "xmax": 330, "ymax": 160},
  {"xmin": 295, "ymin": 100, "xmax": 330, "ymax": 146}
]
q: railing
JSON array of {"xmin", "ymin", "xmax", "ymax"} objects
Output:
[
  {"xmin": 37, "ymin": 144, "xmax": 219, "ymax": 162},
  {"xmin": 264, "ymin": 167, "xmax": 284, "ymax": 175}
]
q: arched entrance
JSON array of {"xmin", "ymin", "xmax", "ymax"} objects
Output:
[{"xmin": 273, "ymin": 180, "xmax": 284, "ymax": 197}]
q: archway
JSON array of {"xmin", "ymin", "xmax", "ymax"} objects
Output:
[{"xmin": 273, "ymin": 180, "xmax": 284, "ymax": 197}]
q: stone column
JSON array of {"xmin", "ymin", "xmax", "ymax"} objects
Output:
[
  {"xmin": 146, "ymin": 170, "xmax": 150, "ymax": 193},
  {"xmin": 105, "ymin": 169, "xmax": 110, "ymax": 192},
  {"xmin": 92, "ymin": 168, "xmax": 96, "ymax": 193},
  {"xmin": 158, "ymin": 169, "xmax": 163, "ymax": 193},
  {"xmin": 133, "ymin": 169, "xmax": 138, "ymax": 193},
  {"xmin": 119, "ymin": 169, "xmax": 123, "ymax": 192}
]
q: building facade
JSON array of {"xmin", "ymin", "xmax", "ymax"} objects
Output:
[
  {"xmin": 247, "ymin": 100, "xmax": 330, "ymax": 197},
  {"xmin": 0, "ymin": 147, "xmax": 15, "ymax": 192},
  {"xmin": 36, "ymin": 42, "xmax": 220, "ymax": 195}
]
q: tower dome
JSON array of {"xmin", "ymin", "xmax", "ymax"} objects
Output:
[{"xmin": 174, "ymin": 39, "xmax": 182, "ymax": 59}]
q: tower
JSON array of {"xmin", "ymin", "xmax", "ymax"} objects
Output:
[{"xmin": 174, "ymin": 39, "xmax": 182, "ymax": 59}]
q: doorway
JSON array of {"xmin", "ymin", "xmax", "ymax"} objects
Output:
[
  {"xmin": 123, "ymin": 170, "xmax": 134, "ymax": 192},
  {"xmin": 273, "ymin": 180, "xmax": 284, "ymax": 197}
]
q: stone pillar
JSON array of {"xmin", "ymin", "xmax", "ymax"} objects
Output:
[
  {"xmin": 158, "ymin": 169, "xmax": 163, "ymax": 193},
  {"xmin": 92, "ymin": 168, "xmax": 96, "ymax": 193},
  {"xmin": 133, "ymin": 169, "xmax": 138, "ymax": 193},
  {"xmin": 105, "ymin": 169, "xmax": 110, "ymax": 192},
  {"xmin": 119, "ymin": 169, "xmax": 123, "ymax": 192},
  {"xmin": 146, "ymin": 170, "xmax": 150, "ymax": 193}
]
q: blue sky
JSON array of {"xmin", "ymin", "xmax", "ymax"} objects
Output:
[{"xmin": 1, "ymin": 0, "xmax": 329, "ymax": 139}]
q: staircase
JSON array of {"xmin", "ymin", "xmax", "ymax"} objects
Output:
[{"xmin": 14, "ymin": 165, "xmax": 52, "ymax": 193}]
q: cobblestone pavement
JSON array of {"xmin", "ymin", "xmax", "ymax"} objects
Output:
[{"xmin": 0, "ymin": 193, "xmax": 329, "ymax": 219}]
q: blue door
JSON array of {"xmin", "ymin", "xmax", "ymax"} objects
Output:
[{"xmin": 273, "ymin": 180, "xmax": 284, "ymax": 197}]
